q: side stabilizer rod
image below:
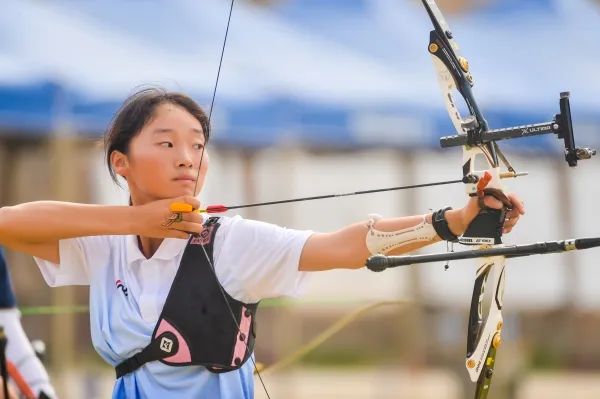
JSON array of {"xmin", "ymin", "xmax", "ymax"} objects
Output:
[{"xmin": 366, "ymin": 237, "xmax": 600, "ymax": 271}]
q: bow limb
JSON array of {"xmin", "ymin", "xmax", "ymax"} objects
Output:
[{"xmin": 461, "ymin": 159, "xmax": 506, "ymax": 398}]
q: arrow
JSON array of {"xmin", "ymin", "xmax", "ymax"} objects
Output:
[{"xmin": 170, "ymin": 172, "xmax": 527, "ymax": 214}]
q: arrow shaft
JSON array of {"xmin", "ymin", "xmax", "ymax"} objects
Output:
[
  {"xmin": 226, "ymin": 178, "xmax": 463, "ymax": 210},
  {"xmin": 203, "ymin": 173, "xmax": 525, "ymax": 213}
]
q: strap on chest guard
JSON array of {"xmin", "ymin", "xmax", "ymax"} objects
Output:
[{"xmin": 115, "ymin": 217, "xmax": 259, "ymax": 378}]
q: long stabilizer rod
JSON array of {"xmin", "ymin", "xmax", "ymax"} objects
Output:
[{"xmin": 366, "ymin": 237, "xmax": 600, "ymax": 271}]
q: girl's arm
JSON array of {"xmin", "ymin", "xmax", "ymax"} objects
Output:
[
  {"xmin": 0, "ymin": 197, "xmax": 202, "ymax": 263},
  {"xmin": 0, "ymin": 202, "xmax": 136, "ymax": 263},
  {"xmin": 299, "ymin": 194, "xmax": 525, "ymax": 271}
]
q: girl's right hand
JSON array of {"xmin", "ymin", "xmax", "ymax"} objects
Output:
[{"xmin": 133, "ymin": 196, "xmax": 204, "ymax": 239}]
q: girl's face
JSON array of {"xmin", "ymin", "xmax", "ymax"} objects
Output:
[{"xmin": 112, "ymin": 102, "xmax": 209, "ymax": 204}]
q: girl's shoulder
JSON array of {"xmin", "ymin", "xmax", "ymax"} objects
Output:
[
  {"xmin": 75, "ymin": 234, "xmax": 126, "ymax": 252},
  {"xmin": 214, "ymin": 214, "xmax": 280, "ymax": 232},
  {"xmin": 72, "ymin": 235, "xmax": 141, "ymax": 265}
]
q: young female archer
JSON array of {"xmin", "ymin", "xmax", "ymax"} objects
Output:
[{"xmin": 0, "ymin": 87, "xmax": 525, "ymax": 399}]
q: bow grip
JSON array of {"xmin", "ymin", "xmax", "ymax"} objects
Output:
[{"xmin": 460, "ymin": 208, "xmax": 506, "ymax": 246}]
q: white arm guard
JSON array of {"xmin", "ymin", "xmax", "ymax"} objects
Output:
[{"xmin": 365, "ymin": 213, "xmax": 437, "ymax": 255}]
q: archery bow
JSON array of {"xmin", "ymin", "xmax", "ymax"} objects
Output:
[
  {"xmin": 421, "ymin": 2, "xmax": 510, "ymax": 396},
  {"xmin": 427, "ymin": 3, "xmax": 503, "ymax": 397},
  {"xmin": 366, "ymin": 1, "xmax": 596, "ymax": 398}
]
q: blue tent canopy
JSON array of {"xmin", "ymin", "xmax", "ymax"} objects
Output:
[
  {"xmin": 0, "ymin": 81, "xmax": 64, "ymax": 134},
  {"xmin": 0, "ymin": 0, "xmax": 598, "ymax": 152}
]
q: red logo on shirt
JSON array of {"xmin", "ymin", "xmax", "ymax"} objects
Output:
[
  {"xmin": 190, "ymin": 225, "xmax": 214, "ymax": 246},
  {"xmin": 116, "ymin": 279, "xmax": 128, "ymax": 297}
]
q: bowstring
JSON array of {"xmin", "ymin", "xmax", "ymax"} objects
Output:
[
  {"xmin": 192, "ymin": 0, "xmax": 234, "ymax": 196},
  {"xmin": 191, "ymin": 1, "xmax": 272, "ymax": 398}
]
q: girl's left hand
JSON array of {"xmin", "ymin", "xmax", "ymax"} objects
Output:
[{"xmin": 457, "ymin": 192, "xmax": 526, "ymax": 236}]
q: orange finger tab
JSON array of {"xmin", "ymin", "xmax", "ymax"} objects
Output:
[{"xmin": 170, "ymin": 202, "xmax": 195, "ymax": 213}]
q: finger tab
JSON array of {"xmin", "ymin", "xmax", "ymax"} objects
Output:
[{"xmin": 170, "ymin": 202, "xmax": 194, "ymax": 213}]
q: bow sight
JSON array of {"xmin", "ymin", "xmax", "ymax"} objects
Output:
[
  {"xmin": 439, "ymin": 92, "xmax": 597, "ymax": 167},
  {"xmin": 423, "ymin": 0, "xmax": 595, "ymax": 175}
]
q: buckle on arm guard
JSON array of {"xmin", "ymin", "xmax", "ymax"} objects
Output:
[{"xmin": 431, "ymin": 207, "xmax": 459, "ymax": 242}]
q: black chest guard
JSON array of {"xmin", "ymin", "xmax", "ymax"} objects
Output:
[{"xmin": 115, "ymin": 217, "xmax": 259, "ymax": 378}]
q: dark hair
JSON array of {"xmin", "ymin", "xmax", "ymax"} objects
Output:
[{"xmin": 104, "ymin": 87, "xmax": 210, "ymax": 184}]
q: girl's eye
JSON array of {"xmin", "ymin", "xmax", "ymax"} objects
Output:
[
  {"xmin": 159, "ymin": 142, "xmax": 173, "ymax": 148},
  {"xmin": 193, "ymin": 143, "xmax": 204, "ymax": 150}
]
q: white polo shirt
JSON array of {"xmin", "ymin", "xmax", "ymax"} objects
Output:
[{"xmin": 34, "ymin": 215, "xmax": 312, "ymax": 399}]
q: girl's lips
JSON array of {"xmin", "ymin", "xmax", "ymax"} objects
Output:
[{"xmin": 174, "ymin": 176, "xmax": 196, "ymax": 181}]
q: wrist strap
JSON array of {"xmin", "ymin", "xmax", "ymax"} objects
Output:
[{"xmin": 432, "ymin": 207, "xmax": 459, "ymax": 242}]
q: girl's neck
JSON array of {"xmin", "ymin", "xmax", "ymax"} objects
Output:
[{"xmin": 137, "ymin": 235, "xmax": 164, "ymax": 259}]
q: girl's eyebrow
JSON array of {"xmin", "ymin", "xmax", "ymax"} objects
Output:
[{"xmin": 152, "ymin": 128, "xmax": 204, "ymax": 135}]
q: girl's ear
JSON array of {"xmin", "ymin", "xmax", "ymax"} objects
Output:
[{"xmin": 111, "ymin": 150, "xmax": 129, "ymax": 180}]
